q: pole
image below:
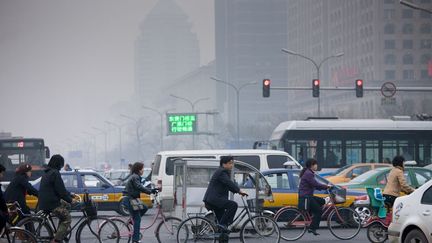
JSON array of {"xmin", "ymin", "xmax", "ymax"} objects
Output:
[{"xmin": 92, "ymin": 127, "xmax": 107, "ymax": 165}]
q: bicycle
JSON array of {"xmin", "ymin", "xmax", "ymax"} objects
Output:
[
  {"xmin": 103, "ymin": 189, "xmax": 181, "ymax": 243},
  {"xmin": 0, "ymin": 221, "xmax": 38, "ymax": 243},
  {"xmin": 274, "ymin": 188, "xmax": 361, "ymax": 241},
  {"xmin": 16, "ymin": 192, "xmax": 120, "ymax": 243},
  {"xmin": 176, "ymin": 195, "xmax": 280, "ymax": 243}
]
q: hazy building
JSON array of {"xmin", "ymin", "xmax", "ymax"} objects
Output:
[
  {"xmin": 215, "ymin": 0, "xmax": 290, "ymax": 147},
  {"xmin": 285, "ymin": 0, "xmax": 432, "ymax": 119},
  {"xmin": 134, "ymin": 0, "xmax": 200, "ymax": 106}
]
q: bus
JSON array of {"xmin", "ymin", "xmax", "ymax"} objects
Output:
[
  {"xmin": 268, "ymin": 117, "xmax": 432, "ymax": 168},
  {"xmin": 0, "ymin": 138, "xmax": 50, "ymax": 181}
]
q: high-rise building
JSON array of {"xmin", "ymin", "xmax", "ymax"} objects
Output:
[
  {"xmin": 135, "ymin": 0, "xmax": 200, "ymax": 105},
  {"xmin": 215, "ymin": 0, "xmax": 289, "ymax": 146},
  {"xmin": 286, "ymin": 0, "xmax": 432, "ymax": 118}
]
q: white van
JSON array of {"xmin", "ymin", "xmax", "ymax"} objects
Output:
[{"xmin": 151, "ymin": 149, "xmax": 300, "ymax": 210}]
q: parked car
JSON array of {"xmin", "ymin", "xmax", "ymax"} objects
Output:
[
  {"xmin": 27, "ymin": 169, "xmax": 153, "ymax": 216},
  {"xmin": 388, "ymin": 178, "xmax": 432, "ymax": 243},
  {"xmin": 260, "ymin": 168, "xmax": 367, "ymax": 212},
  {"xmin": 339, "ymin": 167, "xmax": 432, "ymax": 191},
  {"xmin": 326, "ymin": 163, "xmax": 391, "ymax": 184}
]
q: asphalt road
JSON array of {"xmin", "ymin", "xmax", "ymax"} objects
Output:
[{"xmin": 70, "ymin": 209, "xmax": 370, "ymax": 242}]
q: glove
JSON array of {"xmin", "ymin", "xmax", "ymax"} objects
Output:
[{"xmin": 151, "ymin": 188, "xmax": 159, "ymax": 194}]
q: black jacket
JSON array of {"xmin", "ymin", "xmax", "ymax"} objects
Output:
[
  {"xmin": 38, "ymin": 167, "xmax": 72, "ymax": 211},
  {"xmin": 203, "ymin": 167, "xmax": 240, "ymax": 206},
  {"xmin": 4, "ymin": 173, "xmax": 38, "ymax": 210},
  {"xmin": 125, "ymin": 173, "xmax": 151, "ymax": 199},
  {"xmin": 0, "ymin": 185, "xmax": 7, "ymax": 214}
]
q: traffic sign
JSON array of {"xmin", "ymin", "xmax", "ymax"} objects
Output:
[
  {"xmin": 381, "ymin": 82, "xmax": 397, "ymax": 98},
  {"xmin": 167, "ymin": 113, "xmax": 197, "ymax": 135}
]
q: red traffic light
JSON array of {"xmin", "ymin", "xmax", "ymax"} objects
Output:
[
  {"xmin": 313, "ymin": 79, "xmax": 320, "ymax": 86},
  {"xmin": 263, "ymin": 79, "xmax": 271, "ymax": 86},
  {"xmin": 355, "ymin": 79, "xmax": 363, "ymax": 97},
  {"xmin": 356, "ymin": 79, "xmax": 363, "ymax": 86},
  {"xmin": 263, "ymin": 79, "xmax": 271, "ymax": 97}
]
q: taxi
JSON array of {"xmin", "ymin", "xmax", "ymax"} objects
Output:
[
  {"xmin": 260, "ymin": 168, "xmax": 366, "ymax": 212},
  {"xmin": 27, "ymin": 169, "xmax": 153, "ymax": 215},
  {"xmin": 326, "ymin": 163, "xmax": 391, "ymax": 184}
]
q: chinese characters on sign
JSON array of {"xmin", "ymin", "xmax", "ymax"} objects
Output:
[{"xmin": 167, "ymin": 113, "xmax": 197, "ymax": 135}]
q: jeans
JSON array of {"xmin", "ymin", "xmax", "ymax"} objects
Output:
[{"xmin": 124, "ymin": 197, "xmax": 148, "ymax": 241}]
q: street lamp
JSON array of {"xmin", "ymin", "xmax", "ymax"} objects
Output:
[
  {"xmin": 141, "ymin": 106, "xmax": 175, "ymax": 151},
  {"xmin": 105, "ymin": 121, "xmax": 124, "ymax": 168},
  {"xmin": 120, "ymin": 114, "xmax": 143, "ymax": 161},
  {"xmin": 92, "ymin": 126, "xmax": 108, "ymax": 165},
  {"xmin": 169, "ymin": 94, "xmax": 210, "ymax": 149},
  {"xmin": 210, "ymin": 76, "xmax": 257, "ymax": 148},
  {"xmin": 281, "ymin": 48, "xmax": 344, "ymax": 117}
]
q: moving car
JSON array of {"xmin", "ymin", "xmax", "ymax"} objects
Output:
[
  {"xmin": 326, "ymin": 163, "xmax": 391, "ymax": 184},
  {"xmin": 260, "ymin": 168, "xmax": 367, "ymax": 212},
  {"xmin": 27, "ymin": 169, "xmax": 153, "ymax": 215},
  {"xmin": 339, "ymin": 167, "xmax": 432, "ymax": 191},
  {"xmin": 388, "ymin": 178, "xmax": 432, "ymax": 243}
]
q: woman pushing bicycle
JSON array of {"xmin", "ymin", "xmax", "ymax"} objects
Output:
[{"xmin": 298, "ymin": 158, "xmax": 332, "ymax": 236}]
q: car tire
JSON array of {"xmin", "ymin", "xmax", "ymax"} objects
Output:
[
  {"xmin": 117, "ymin": 198, "xmax": 130, "ymax": 216},
  {"xmin": 404, "ymin": 229, "xmax": 427, "ymax": 243}
]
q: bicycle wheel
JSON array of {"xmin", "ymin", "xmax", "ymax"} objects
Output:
[
  {"xmin": 155, "ymin": 216, "xmax": 181, "ymax": 243},
  {"xmin": 8, "ymin": 227, "xmax": 38, "ymax": 243},
  {"xmin": 327, "ymin": 207, "xmax": 361, "ymax": 240},
  {"xmin": 240, "ymin": 215, "xmax": 280, "ymax": 243},
  {"xmin": 16, "ymin": 216, "xmax": 54, "ymax": 243},
  {"xmin": 75, "ymin": 216, "xmax": 120, "ymax": 243},
  {"xmin": 176, "ymin": 216, "xmax": 217, "ymax": 243},
  {"xmin": 103, "ymin": 217, "xmax": 131, "ymax": 243},
  {"xmin": 274, "ymin": 207, "xmax": 307, "ymax": 241},
  {"xmin": 366, "ymin": 222, "xmax": 388, "ymax": 243}
]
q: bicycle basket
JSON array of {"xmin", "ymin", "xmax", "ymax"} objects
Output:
[
  {"xmin": 330, "ymin": 187, "xmax": 346, "ymax": 204},
  {"xmin": 246, "ymin": 198, "xmax": 263, "ymax": 213},
  {"xmin": 82, "ymin": 192, "xmax": 98, "ymax": 217}
]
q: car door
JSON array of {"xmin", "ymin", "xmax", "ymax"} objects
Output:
[
  {"xmin": 263, "ymin": 171, "xmax": 297, "ymax": 210},
  {"xmin": 80, "ymin": 173, "xmax": 115, "ymax": 208},
  {"xmin": 418, "ymin": 185, "xmax": 432, "ymax": 239},
  {"xmin": 61, "ymin": 173, "xmax": 79, "ymax": 194}
]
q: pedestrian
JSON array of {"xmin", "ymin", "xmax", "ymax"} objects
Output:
[
  {"xmin": 383, "ymin": 155, "xmax": 415, "ymax": 207},
  {"xmin": 124, "ymin": 162, "xmax": 157, "ymax": 243},
  {"xmin": 203, "ymin": 156, "xmax": 248, "ymax": 233},
  {"xmin": 38, "ymin": 155, "xmax": 77, "ymax": 243},
  {"xmin": 4, "ymin": 163, "xmax": 38, "ymax": 216},
  {"xmin": 0, "ymin": 164, "xmax": 8, "ymax": 234}
]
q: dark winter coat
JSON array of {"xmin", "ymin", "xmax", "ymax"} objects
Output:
[
  {"xmin": 38, "ymin": 167, "xmax": 72, "ymax": 211},
  {"xmin": 203, "ymin": 167, "xmax": 240, "ymax": 205},
  {"xmin": 125, "ymin": 173, "xmax": 151, "ymax": 199},
  {"xmin": 298, "ymin": 168, "xmax": 328, "ymax": 197},
  {"xmin": 4, "ymin": 173, "xmax": 38, "ymax": 212}
]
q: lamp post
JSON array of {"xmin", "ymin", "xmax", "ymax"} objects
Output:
[
  {"xmin": 105, "ymin": 121, "xmax": 124, "ymax": 168},
  {"xmin": 141, "ymin": 106, "xmax": 175, "ymax": 151},
  {"xmin": 281, "ymin": 48, "xmax": 344, "ymax": 117},
  {"xmin": 210, "ymin": 76, "xmax": 257, "ymax": 148},
  {"xmin": 120, "ymin": 114, "xmax": 143, "ymax": 161},
  {"xmin": 92, "ymin": 126, "xmax": 108, "ymax": 165},
  {"xmin": 169, "ymin": 94, "xmax": 210, "ymax": 149}
]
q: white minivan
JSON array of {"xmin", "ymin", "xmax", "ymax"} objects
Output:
[{"xmin": 151, "ymin": 149, "xmax": 300, "ymax": 210}]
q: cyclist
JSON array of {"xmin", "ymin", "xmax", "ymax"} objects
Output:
[
  {"xmin": 124, "ymin": 162, "xmax": 157, "ymax": 243},
  {"xmin": 298, "ymin": 158, "xmax": 331, "ymax": 236},
  {"xmin": 38, "ymin": 154, "xmax": 77, "ymax": 243},
  {"xmin": 383, "ymin": 155, "xmax": 415, "ymax": 208},
  {"xmin": 0, "ymin": 164, "xmax": 7, "ymax": 234},
  {"xmin": 203, "ymin": 156, "xmax": 248, "ymax": 233},
  {"xmin": 4, "ymin": 163, "xmax": 38, "ymax": 216}
]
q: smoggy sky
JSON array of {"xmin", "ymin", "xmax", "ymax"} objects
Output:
[{"xmin": 0, "ymin": 0, "xmax": 214, "ymax": 151}]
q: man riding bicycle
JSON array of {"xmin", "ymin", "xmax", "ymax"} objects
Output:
[{"xmin": 203, "ymin": 156, "xmax": 248, "ymax": 233}]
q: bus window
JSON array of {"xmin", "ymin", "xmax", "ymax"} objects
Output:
[
  {"xmin": 346, "ymin": 140, "xmax": 361, "ymax": 165},
  {"xmin": 399, "ymin": 141, "xmax": 414, "ymax": 161},
  {"xmin": 383, "ymin": 140, "xmax": 398, "ymax": 163},
  {"xmin": 365, "ymin": 140, "xmax": 379, "ymax": 163},
  {"xmin": 323, "ymin": 140, "xmax": 342, "ymax": 167},
  {"xmin": 419, "ymin": 141, "xmax": 432, "ymax": 165}
]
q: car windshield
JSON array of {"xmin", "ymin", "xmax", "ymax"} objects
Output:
[
  {"xmin": 110, "ymin": 171, "xmax": 129, "ymax": 180},
  {"xmin": 334, "ymin": 165, "xmax": 352, "ymax": 175},
  {"xmin": 350, "ymin": 169, "xmax": 381, "ymax": 183}
]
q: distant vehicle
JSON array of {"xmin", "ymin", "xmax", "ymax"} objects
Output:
[
  {"xmin": 326, "ymin": 163, "xmax": 392, "ymax": 184},
  {"xmin": 27, "ymin": 169, "xmax": 153, "ymax": 216},
  {"xmin": 388, "ymin": 178, "xmax": 432, "ymax": 243},
  {"xmin": 152, "ymin": 149, "xmax": 300, "ymax": 210},
  {"xmin": 260, "ymin": 168, "xmax": 366, "ymax": 211},
  {"xmin": 0, "ymin": 137, "xmax": 50, "ymax": 182},
  {"xmin": 104, "ymin": 168, "xmax": 151, "ymax": 186},
  {"xmin": 339, "ymin": 167, "xmax": 432, "ymax": 191},
  {"xmin": 268, "ymin": 117, "xmax": 432, "ymax": 168}
]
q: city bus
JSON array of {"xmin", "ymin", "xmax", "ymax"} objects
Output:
[
  {"xmin": 268, "ymin": 117, "xmax": 432, "ymax": 168},
  {"xmin": 0, "ymin": 138, "xmax": 50, "ymax": 181}
]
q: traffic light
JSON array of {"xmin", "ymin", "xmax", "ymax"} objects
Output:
[
  {"xmin": 312, "ymin": 79, "xmax": 320, "ymax": 97},
  {"xmin": 355, "ymin": 79, "xmax": 363, "ymax": 97},
  {"xmin": 263, "ymin": 79, "xmax": 271, "ymax": 97}
]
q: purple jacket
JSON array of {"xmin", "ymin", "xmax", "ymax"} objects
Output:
[{"xmin": 298, "ymin": 169, "xmax": 328, "ymax": 197}]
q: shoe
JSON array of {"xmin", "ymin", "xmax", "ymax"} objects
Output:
[
  {"xmin": 307, "ymin": 229, "xmax": 320, "ymax": 236},
  {"xmin": 217, "ymin": 224, "xmax": 230, "ymax": 233}
]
